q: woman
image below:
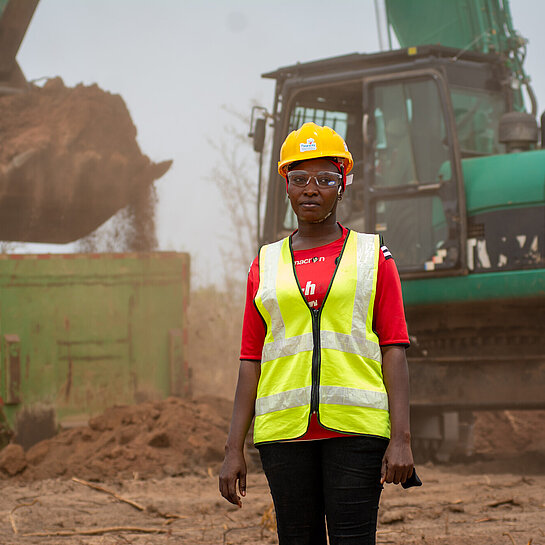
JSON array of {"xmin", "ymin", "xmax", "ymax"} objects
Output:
[{"xmin": 219, "ymin": 122, "xmax": 414, "ymax": 544}]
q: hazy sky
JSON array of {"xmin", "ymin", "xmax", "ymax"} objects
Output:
[{"xmin": 17, "ymin": 0, "xmax": 545, "ymax": 284}]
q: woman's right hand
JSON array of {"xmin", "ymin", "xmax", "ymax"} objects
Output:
[{"xmin": 219, "ymin": 447, "xmax": 247, "ymax": 508}]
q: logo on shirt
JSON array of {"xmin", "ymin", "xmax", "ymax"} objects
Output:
[
  {"xmin": 303, "ymin": 281, "xmax": 318, "ymax": 307},
  {"xmin": 294, "ymin": 256, "xmax": 325, "ymax": 266},
  {"xmin": 303, "ymin": 281, "xmax": 316, "ymax": 296}
]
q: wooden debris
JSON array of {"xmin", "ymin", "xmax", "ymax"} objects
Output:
[
  {"xmin": 72, "ymin": 476, "xmax": 187, "ymax": 522},
  {"xmin": 503, "ymin": 532, "xmax": 517, "ymax": 545},
  {"xmin": 222, "ymin": 524, "xmax": 259, "ymax": 544},
  {"xmin": 9, "ymin": 499, "xmax": 40, "ymax": 534},
  {"xmin": 260, "ymin": 502, "xmax": 276, "ymax": 534},
  {"xmin": 21, "ymin": 526, "xmax": 167, "ymax": 537},
  {"xmin": 72, "ymin": 477, "xmax": 145, "ymax": 511},
  {"xmin": 488, "ymin": 497, "xmax": 520, "ymax": 508}
]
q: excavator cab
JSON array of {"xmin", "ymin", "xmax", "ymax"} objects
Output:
[{"xmin": 261, "ymin": 46, "xmax": 517, "ymax": 277}]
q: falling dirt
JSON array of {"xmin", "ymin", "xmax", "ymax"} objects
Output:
[{"xmin": 0, "ymin": 77, "xmax": 171, "ymax": 245}]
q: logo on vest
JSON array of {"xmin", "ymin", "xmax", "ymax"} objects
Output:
[{"xmin": 300, "ymin": 138, "xmax": 317, "ymax": 152}]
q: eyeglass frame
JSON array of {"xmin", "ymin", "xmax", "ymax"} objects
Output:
[{"xmin": 286, "ymin": 170, "xmax": 343, "ymax": 189}]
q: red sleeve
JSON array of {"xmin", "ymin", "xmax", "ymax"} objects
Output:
[
  {"xmin": 373, "ymin": 251, "xmax": 410, "ymax": 347},
  {"xmin": 239, "ymin": 256, "xmax": 266, "ymax": 360}
]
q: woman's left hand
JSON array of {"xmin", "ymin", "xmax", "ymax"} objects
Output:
[{"xmin": 380, "ymin": 437, "xmax": 414, "ymax": 485}]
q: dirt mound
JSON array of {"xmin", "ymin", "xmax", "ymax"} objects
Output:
[
  {"xmin": 474, "ymin": 410, "xmax": 545, "ymax": 455},
  {"xmin": 0, "ymin": 77, "xmax": 171, "ymax": 244},
  {"xmin": 0, "ymin": 397, "xmax": 232, "ymax": 481}
]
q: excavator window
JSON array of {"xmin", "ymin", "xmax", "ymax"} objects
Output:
[
  {"xmin": 368, "ymin": 77, "xmax": 454, "ymax": 272},
  {"xmin": 281, "ymin": 83, "xmax": 364, "ymax": 233},
  {"xmin": 450, "ymin": 87, "xmax": 506, "ymax": 156},
  {"xmin": 289, "ymin": 107, "xmax": 348, "ymax": 139}
]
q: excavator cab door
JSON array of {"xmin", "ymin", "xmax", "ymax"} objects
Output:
[{"xmin": 362, "ymin": 69, "xmax": 467, "ymax": 277}]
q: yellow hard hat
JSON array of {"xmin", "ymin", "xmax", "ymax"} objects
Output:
[{"xmin": 278, "ymin": 122, "xmax": 353, "ymax": 177}]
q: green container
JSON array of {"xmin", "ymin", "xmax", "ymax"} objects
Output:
[{"xmin": 0, "ymin": 252, "xmax": 190, "ymax": 446}]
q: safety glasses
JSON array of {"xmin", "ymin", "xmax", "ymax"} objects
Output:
[{"xmin": 287, "ymin": 170, "xmax": 342, "ymax": 188}]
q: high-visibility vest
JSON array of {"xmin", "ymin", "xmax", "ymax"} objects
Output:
[{"xmin": 253, "ymin": 229, "xmax": 390, "ymax": 444}]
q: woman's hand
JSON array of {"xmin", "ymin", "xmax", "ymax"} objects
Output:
[
  {"xmin": 380, "ymin": 345, "xmax": 414, "ymax": 485},
  {"xmin": 218, "ymin": 360, "xmax": 260, "ymax": 508},
  {"xmin": 219, "ymin": 447, "xmax": 247, "ymax": 507},
  {"xmin": 380, "ymin": 435, "xmax": 414, "ymax": 484}
]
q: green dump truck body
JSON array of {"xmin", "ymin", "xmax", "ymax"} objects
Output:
[{"xmin": 0, "ymin": 251, "xmax": 190, "ymax": 447}]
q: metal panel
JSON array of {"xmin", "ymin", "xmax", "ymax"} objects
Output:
[
  {"xmin": 403, "ymin": 269, "xmax": 545, "ymax": 305},
  {"xmin": 0, "ymin": 252, "xmax": 190, "ymax": 434},
  {"xmin": 1, "ymin": 334, "xmax": 21, "ymax": 404},
  {"xmin": 409, "ymin": 356, "xmax": 545, "ymax": 410},
  {"xmin": 169, "ymin": 329, "xmax": 190, "ymax": 398}
]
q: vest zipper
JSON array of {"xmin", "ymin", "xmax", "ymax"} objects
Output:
[
  {"xmin": 310, "ymin": 308, "xmax": 321, "ymax": 414},
  {"xmin": 288, "ymin": 228, "xmax": 352, "ymax": 419}
]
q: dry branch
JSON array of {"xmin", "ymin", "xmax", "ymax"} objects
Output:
[
  {"xmin": 9, "ymin": 499, "xmax": 40, "ymax": 534},
  {"xmin": 489, "ymin": 497, "xmax": 519, "ymax": 508},
  {"xmin": 503, "ymin": 532, "xmax": 517, "ymax": 545},
  {"xmin": 21, "ymin": 526, "xmax": 167, "ymax": 537},
  {"xmin": 72, "ymin": 476, "xmax": 188, "ymax": 521},
  {"xmin": 223, "ymin": 525, "xmax": 260, "ymax": 544},
  {"xmin": 72, "ymin": 477, "xmax": 146, "ymax": 511}
]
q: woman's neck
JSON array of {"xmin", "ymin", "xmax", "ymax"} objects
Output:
[{"xmin": 292, "ymin": 219, "xmax": 342, "ymax": 250}]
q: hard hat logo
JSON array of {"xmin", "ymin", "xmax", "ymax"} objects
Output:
[{"xmin": 300, "ymin": 138, "xmax": 317, "ymax": 152}]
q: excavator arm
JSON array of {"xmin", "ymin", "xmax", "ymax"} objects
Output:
[
  {"xmin": 0, "ymin": 0, "xmax": 39, "ymax": 91},
  {"xmin": 385, "ymin": 0, "xmax": 535, "ymax": 114}
]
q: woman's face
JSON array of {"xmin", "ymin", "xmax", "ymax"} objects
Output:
[{"xmin": 287, "ymin": 158, "xmax": 341, "ymax": 224}]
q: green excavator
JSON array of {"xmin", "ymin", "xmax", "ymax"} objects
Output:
[{"xmin": 251, "ymin": 0, "xmax": 545, "ymax": 460}]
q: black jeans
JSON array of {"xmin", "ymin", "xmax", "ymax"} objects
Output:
[{"xmin": 257, "ymin": 436, "xmax": 388, "ymax": 545}]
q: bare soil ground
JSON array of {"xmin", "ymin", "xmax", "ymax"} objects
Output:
[
  {"xmin": 0, "ymin": 453, "xmax": 544, "ymax": 545},
  {"xmin": 0, "ymin": 400, "xmax": 544, "ymax": 545}
]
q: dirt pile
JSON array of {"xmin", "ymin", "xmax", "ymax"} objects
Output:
[
  {"xmin": 474, "ymin": 409, "xmax": 545, "ymax": 455},
  {"xmin": 1, "ymin": 400, "xmax": 543, "ymax": 482},
  {"xmin": 0, "ymin": 77, "xmax": 171, "ymax": 245},
  {"xmin": 0, "ymin": 397, "xmax": 232, "ymax": 481}
]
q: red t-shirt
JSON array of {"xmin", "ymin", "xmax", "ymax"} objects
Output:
[{"xmin": 240, "ymin": 225, "xmax": 409, "ymax": 440}]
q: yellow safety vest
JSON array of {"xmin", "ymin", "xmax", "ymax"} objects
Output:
[{"xmin": 253, "ymin": 229, "xmax": 390, "ymax": 444}]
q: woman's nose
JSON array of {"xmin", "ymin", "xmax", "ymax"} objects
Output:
[{"xmin": 303, "ymin": 177, "xmax": 320, "ymax": 193}]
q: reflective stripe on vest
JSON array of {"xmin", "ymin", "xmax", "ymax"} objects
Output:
[{"xmin": 253, "ymin": 230, "xmax": 390, "ymax": 444}]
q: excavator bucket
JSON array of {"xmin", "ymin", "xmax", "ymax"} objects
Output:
[
  {"xmin": 0, "ymin": 78, "xmax": 172, "ymax": 243},
  {"xmin": 0, "ymin": 0, "xmax": 172, "ymax": 244}
]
